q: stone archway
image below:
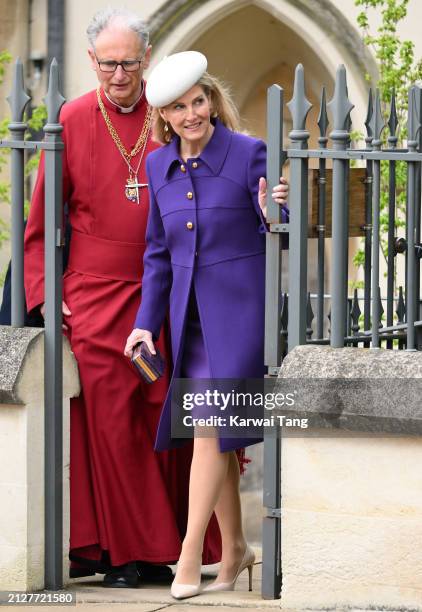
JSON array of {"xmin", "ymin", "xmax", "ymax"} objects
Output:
[{"xmin": 147, "ymin": 0, "xmax": 376, "ymax": 133}]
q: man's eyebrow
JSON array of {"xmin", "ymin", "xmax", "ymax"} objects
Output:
[{"xmin": 98, "ymin": 58, "xmax": 139, "ymax": 62}]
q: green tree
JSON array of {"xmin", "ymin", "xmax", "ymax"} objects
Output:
[{"xmin": 353, "ymin": 0, "xmax": 422, "ymax": 284}]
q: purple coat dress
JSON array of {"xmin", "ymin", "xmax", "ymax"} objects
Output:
[{"xmin": 134, "ymin": 119, "xmax": 286, "ymax": 452}]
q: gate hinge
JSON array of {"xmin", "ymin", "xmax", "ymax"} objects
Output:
[
  {"xmin": 265, "ymin": 507, "xmax": 281, "ymax": 518},
  {"xmin": 269, "ymin": 223, "xmax": 289, "ymax": 233}
]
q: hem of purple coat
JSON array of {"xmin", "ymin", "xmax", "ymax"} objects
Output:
[{"xmin": 154, "ymin": 435, "xmax": 263, "ymax": 453}]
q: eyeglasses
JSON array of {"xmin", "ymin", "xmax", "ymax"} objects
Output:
[{"xmin": 96, "ymin": 57, "xmax": 144, "ymax": 73}]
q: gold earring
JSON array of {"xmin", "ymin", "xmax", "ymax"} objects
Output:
[{"xmin": 164, "ymin": 122, "xmax": 172, "ymax": 142}]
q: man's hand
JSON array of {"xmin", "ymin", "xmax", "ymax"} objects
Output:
[
  {"xmin": 258, "ymin": 176, "xmax": 289, "ymax": 219},
  {"xmin": 124, "ymin": 328, "xmax": 155, "ymax": 358},
  {"xmin": 40, "ymin": 300, "xmax": 71, "ymax": 330}
]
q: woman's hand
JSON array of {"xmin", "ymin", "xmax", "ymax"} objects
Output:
[
  {"xmin": 124, "ymin": 328, "xmax": 155, "ymax": 358},
  {"xmin": 258, "ymin": 176, "xmax": 289, "ymax": 219}
]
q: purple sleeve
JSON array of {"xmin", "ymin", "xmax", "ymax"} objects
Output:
[
  {"xmin": 246, "ymin": 138, "xmax": 267, "ymax": 231},
  {"xmin": 133, "ymin": 158, "xmax": 172, "ymax": 338},
  {"xmin": 247, "ymin": 138, "xmax": 289, "ymax": 248}
]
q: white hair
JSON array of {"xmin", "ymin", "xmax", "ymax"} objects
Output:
[{"xmin": 86, "ymin": 7, "xmax": 149, "ymax": 50}]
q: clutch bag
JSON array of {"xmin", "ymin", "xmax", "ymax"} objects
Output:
[{"xmin": 131, "ymin": 341, "xmax": 165, "ymax": 383}]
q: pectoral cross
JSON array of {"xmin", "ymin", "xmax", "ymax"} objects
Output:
[{"xmin": 125, "ymin": 177, "xmax": 148, "ymax": 204}]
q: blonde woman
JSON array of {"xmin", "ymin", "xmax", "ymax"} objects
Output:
[{"xmin": 125, "ymin": 52, "xmax": 288, "ymax": 599}]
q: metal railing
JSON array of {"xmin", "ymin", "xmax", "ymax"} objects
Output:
[
  {"xmin": 263, "ymin": 63, "xmax": 422, "ymax": 598},
  {"xmin": 1, "ymin": 58, "xmax": 65, "ymax": 590}
]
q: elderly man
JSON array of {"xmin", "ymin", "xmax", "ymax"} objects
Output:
[{"xmin": 24, "ymin": 8, "xmax": 220, "ymax": 588}]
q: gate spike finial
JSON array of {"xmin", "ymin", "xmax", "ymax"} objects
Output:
[
  {"xmin": 364, "ymin": 89, "xmax": 373, "ymax": 139},
  {"xmin": 396, "ymin": 286, "xmax": 405, "ymax": 323},
  {"xmin": 287, "ymin": 64, "xmax": 312, "ymax": 131},
  {"xmin": 377, "ymin": 287, "xmax": 384, "ymax": 328},
  {"xmin": 7, "ymin": 58, "xmax": 30, "ymax": 122},
  {"xmin": 280, "ymin": 293, "xmax": 288, "ymax": 331},
  {"xmin": 351, "ymin": 289, "xmax": 361, "ymax": 334},
  {"xmin": 368, "ymin": 89, "xmax": 385, "ymax": 143},
  {"xmin": 388, "ymin": 89, "xmax": 398, "ymax": 138},
  {"xmin": 43, "ymin": 58, "xmax": 65, "ymax": 124},
  {"xmin": 306, "ymin": 292, "xmax": 314, "ymax": 339},
  {"xmin": 317, "ymin": 87, "xmax": 329, "ymax": 137},
  {"xmin": 327, "ymin": 65, "xmax": 354, "ymax": 132},
  {"xmin": 407, "ymin": 86, "xmax": 421, "ymax": 145}
]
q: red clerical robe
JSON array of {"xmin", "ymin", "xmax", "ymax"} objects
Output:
[{"xmin": 24, "ymin": 87, "xmax": 221, "ymax": 567}]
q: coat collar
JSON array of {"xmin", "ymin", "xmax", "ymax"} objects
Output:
[
  {"xmin": 162, "ymin": 119, "xmax": 232, "ymax": 178},
  {"xmin": 97, "ymin": 83, "xmax": 147, "ymax": 114}
]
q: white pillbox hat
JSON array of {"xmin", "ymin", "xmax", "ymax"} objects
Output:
[{"xmin": 146, "ymin": 51, "xmax": 208, "ymax": 108}]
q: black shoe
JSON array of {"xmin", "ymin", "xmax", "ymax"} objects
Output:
[
  {"xmin": 69, "ymin": 552, "xmax": 111, "ymax": 576},
  {"xmin": 136, "ymin": 561, "xmax": 173, "ymax": 584},
  {"xmin": 103, "ymin": 562, "xmax": 139, "ymax": 588}
]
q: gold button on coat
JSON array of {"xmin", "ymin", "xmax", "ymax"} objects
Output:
[
  {"xmin": 186, "ymin": 221, "xmax": 194, "ymax": 230},
  {"xmin": 180, "ymin": 164, "xmax": 186, "ymax": 172},
  {"xmin": 187, "ymin": 191, "xmax": 193, "ymax": 200},
  {"xmin": 192, "ymin": 161, "xmax": 198, "ymax": 169}
]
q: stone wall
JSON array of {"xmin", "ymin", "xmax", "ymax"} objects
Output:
[
  {"xmin": 276, "ymin": 345, "xmax": 422, "ymax": 610},
  {"xmin": 0, "ymin": 326, "xmax": 79, "ymax": 591}
]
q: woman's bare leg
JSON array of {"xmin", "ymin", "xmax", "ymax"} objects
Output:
[
  {"xmin": 174, "ymin": 435, "xmax": 229, "ymax": 585},
  {"xmin": 211, "ymin": 450, "xmax": 247, "ymax": 583}
]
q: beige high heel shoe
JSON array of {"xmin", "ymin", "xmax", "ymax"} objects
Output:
[
  {"xmin": 170, "ymin": 558, "xmax": 203, "ymax": 600},
  {"xmin": 170, "ymin": 580, "xmax": 202, "ymax": 600},
  {"xmin": 202, "ymin": 545, "xmax": 255, "ymax": 593}
]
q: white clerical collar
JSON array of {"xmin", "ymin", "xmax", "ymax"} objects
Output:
[{"xmin": 104, "ymin": 86, "xmax": 144, "ymax": 113}]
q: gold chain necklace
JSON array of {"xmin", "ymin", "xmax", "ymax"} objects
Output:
[{"xmin": 96, "ymin": 87, "xmax": 153, "ymax": 204}]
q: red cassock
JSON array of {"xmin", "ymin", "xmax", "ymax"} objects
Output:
[{"xmin": 24, "ymin": 88, "xmax": 221, "ymax": 567}]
